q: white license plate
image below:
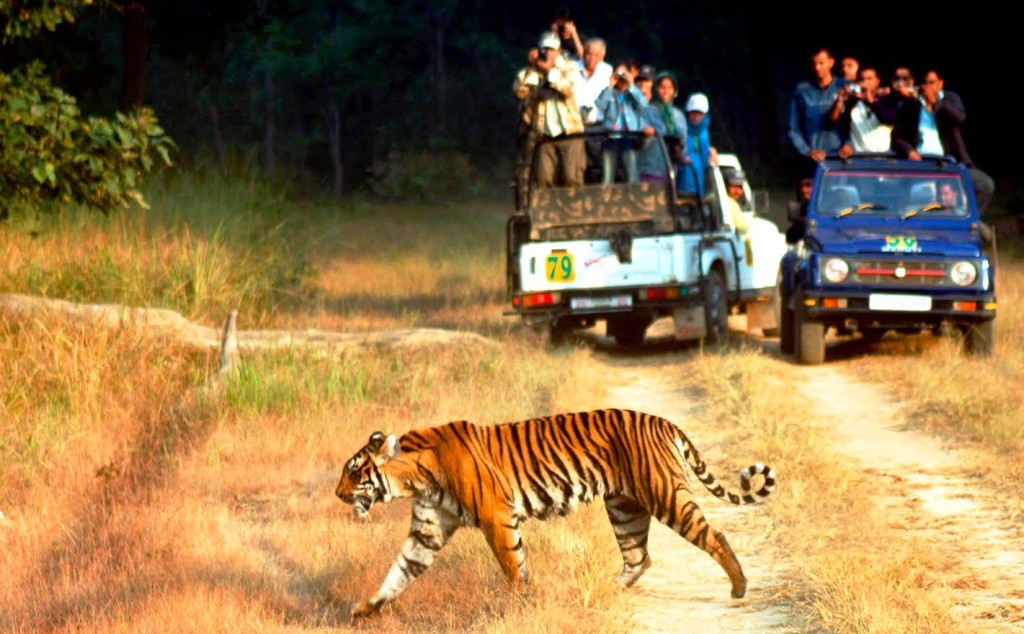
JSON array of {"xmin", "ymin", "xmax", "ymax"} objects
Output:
[
  {"xmin": 868, "ymin": 294, "xmax": 932, "ymax": 312},
  {"xmin": 570, "ymin": 295, "xmax": 633, "ymax": 309}
]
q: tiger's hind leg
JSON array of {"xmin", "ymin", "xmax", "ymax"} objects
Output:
[
  {"xmin": 604, "ymin": 494, "xmax": 653, "ymax": 587},
  {"xmin": 350, "ymin": 500, "xmax": 460, "ymax": 620},
  {"xmin": 657, "ymin": 483, "xmax": 747, "ymax": 599}
]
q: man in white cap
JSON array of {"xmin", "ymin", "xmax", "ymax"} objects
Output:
[{"xmin": 518, "ymin": 30, "xmax": 586, "ymax": 188}]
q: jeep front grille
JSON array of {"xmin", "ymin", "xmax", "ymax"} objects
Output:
[{"xmin": 849, "ymin": 259, "xmax": 951, "ymax": 288}]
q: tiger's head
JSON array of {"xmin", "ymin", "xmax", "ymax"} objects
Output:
[{"xmin": 336, "ymin": 431, "xmax": 400, "ymax": 518}]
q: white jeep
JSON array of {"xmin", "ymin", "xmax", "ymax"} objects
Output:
[{"xmin": 506, "ymin": 130, "xmax": 787, "ymax": 346}]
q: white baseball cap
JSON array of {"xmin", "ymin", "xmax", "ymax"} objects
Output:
[
  {"xmin": 538, "ymin": 31, "xmax": 561, "ymax": 50},
  {"xmin": 685, "ymin": 92, "xmax": 709, "ymax": 114}
]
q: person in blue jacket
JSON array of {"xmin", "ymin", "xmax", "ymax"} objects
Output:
[
  {"xmin": 594, "ymin": 63, "xmax": 649, "ymax": 184},
  {"xmin": 786, "ymin": 47, "xmax": 850, "ymax": 178},
  {"xmin": 678, "ymin": 92, "xmax": 717, "ymax": 198}
]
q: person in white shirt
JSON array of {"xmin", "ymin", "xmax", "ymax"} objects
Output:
[
  {"xmin": 574, "ymin": 37, "xmax": 613, "ymax": 181},
  {"xmin": 840, "ymin": 65, "xmax": 893, "ymax": 153},
  {"xmin": 577, "ymin": 37, "xmax": 613, "ymax": 127}
]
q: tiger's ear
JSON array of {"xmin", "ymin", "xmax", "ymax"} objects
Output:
[
  {"xmin": 368, "ymin": 431, "xmax": 386, "ymax": 452},
  {"xmin": 384, "ymin": 434, "xmax": 400, "ymax": 459}
]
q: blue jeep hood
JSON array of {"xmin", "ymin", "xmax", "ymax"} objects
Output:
[{"xmin": 811, "ymin": 226, "xmax": 982, "ymax": 257}]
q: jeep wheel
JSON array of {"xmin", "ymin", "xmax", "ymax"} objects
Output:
[
  {"xmin": 964, "ymin": 320, "xmax": 994, "ymax": 357},
  {"xmin": 607, "ymin": 314, "xmax": 651, "ymax": 347},
  {"xmin": 779, "ymin": 288, "xmax": 794, "ymax": 354},
  {"xmin": 702, "ymin": 270, "xmax": 729, "ymax": 348},
  {"xmin": 795, "ymin": 293, "xmax": 826, "ymax": 365}
]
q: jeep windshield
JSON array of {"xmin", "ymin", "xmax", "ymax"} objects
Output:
[{"xmin": 814, "ymin": 170, "xmax": 969, "ymax": 220}]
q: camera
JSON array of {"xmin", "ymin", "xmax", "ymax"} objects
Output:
[
  {"xmin": 848, "ymin": 84, "xmax": 862, "ymax": 96},
  {"xmin": 553, "ymin": 7, "xmax": 570, "ymax": 35}
]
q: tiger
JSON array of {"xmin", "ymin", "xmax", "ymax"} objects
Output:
[{"xmin": 335, "ymin": 408, "xmax": 775, "ymax": 620}]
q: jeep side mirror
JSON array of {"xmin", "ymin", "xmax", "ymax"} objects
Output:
[{"xmin": 787, "ymin": 201, "xmax": 802, "ymax": 222}]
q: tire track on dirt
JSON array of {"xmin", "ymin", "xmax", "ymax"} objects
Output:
[
  {"xmin": 796, "ymin": 364, "xmax": 1024, "ymax": 632},
  {"xmin": 599, "ymin": 362, "xmax": 807, "ymax": 633}
]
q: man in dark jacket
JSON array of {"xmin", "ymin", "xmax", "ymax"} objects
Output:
[{"xmin": 890, "ymin": 69, "xmax": 995, "ymax": 214}]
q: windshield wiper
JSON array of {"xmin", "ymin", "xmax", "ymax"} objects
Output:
[
  {"xmin": 834, "ymin": 202, "xmax": 888, "ymax": 219},
  {"xmin": 900, "ymin": 203, "xmax": 946, "ymax": 221}
]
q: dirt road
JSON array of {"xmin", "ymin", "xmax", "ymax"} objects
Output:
[{"xmin": 578, "ymin": 323, "xmax": 1024, "ymax": 633}]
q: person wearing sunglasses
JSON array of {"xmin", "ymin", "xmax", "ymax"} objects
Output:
[{"xmin": 890, "ymin": 69, "xmax": 995, "ymax": 215}]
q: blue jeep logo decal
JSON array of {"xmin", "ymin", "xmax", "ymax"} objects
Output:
[{"xmin": 882, "ymin": 235, "xmax": 921, "ymax": 253}]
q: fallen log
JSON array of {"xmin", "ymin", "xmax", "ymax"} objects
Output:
[{"xmin": 0, "ymin": 293, "xmax": 497, "ymax": 357}]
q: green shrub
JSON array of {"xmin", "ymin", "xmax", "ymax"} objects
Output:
[
  {"xmin": 0, "ymin": 62, "xmax": 175, "ymax": 217},
  {"xmin": 367, "ymin": 150, "xmax": 481, "ymax": 202}
]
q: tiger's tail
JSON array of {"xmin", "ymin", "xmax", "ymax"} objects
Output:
[{"xmin": 672, "ymin": 431, "xmax": 775, "ymax": 505}]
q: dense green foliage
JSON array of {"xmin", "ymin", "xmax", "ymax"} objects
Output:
[
  {"xmin": 0, "ymin": 0, "xmax": 100, "ymax": 42},
  {"xmin": 0, "ymin": 62, "xmax": 174, "ymax": 215},
  {"xmin": 1, "ymin": 0, "xmax": 173, "ymax": 216}
]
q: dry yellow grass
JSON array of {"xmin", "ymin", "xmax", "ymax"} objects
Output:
[{"xmin": 2, "ymin": 180, "xmax": 1022, "ymax": 632}]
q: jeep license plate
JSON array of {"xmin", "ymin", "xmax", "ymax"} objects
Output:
[
  {"xmin": 545, "ymin": 250, "xmax": 575, "ymax": 282},
  {"xmin": 570, "ymin": 295, "xmax": 633, "ymax": 309},
  {"xmin": 868, "ymin": 293, "xmax": 932, "ymax": 312}
]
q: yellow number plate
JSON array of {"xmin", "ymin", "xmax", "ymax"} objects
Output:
[{"xmin": 546, "ymin": 250, "xmax": 575, "ymax": 282}]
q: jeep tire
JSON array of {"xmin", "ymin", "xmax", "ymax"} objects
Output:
[
  {"xmin": 779, "ymin": 286, "xmax": 794, "ymax": 354},
  {"xmin": 964, "ymin": 320, "xmax": 994, "ymax": 356},
  {"xmin": 702, "ymin": 270, "xmax": 729, "ymax": 348},
  {"xmin": 794, "ymin": 290, "xmax": 826, "ymax": 365}
]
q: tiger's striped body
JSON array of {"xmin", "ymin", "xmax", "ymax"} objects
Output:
[{"xmin": 335, "ymin": 408, "xmax": 775, "ymax": 619}]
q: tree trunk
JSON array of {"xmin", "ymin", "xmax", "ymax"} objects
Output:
[
  {"xmin": 428, "ymin": 8, "xmax": 450, "ymax": 149},
  {"xmin": 209, "ymin": 104, "xmax": 226, "ymax": 169},
  {"xmin": 264, "ymin": 69, "xmax": 276, "ymax": 178},
  {"xmin": 329, "ymin": 104, "xmax": 343, "ymax": 199},
  {"xmin": 121, "ymin": 0, "xmax": 147, "ymax": 112}
]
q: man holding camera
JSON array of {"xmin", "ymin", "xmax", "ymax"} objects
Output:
[
  {"xmin": 837, "ymin": 64, "xmax": 893, "ymax": 153},
  {"xmin": 593, "ymin": 63, "xmax": 648, "ymax": 184},
  {"xmin": 787, "ymin": 47, "xmax": 852, "ymax": 176},
  {"xmin": 890, "ymin": 69, "xmax": 994, "ymax": 214},
  {"xmin": 551, "ymin": 10, "xmax": 584, "ymax": 61},
  {"xmin": 525, "ymin": 31, "xmax": 585, "ymax": 189}
]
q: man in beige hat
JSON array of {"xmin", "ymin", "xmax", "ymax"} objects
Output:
[{"xmin": 521, "ymin": 31, "xmax": 586, "ymax": 188}]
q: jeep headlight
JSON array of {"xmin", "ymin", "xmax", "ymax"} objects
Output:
[
  {"xmin": 822, "ymin": 258, "xmax": 849, "ymax": 283},
  {"xmin": 949, "ymin": 261, "xmax": 977, "ymax": 286}
]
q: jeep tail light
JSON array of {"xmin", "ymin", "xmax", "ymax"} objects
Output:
[
  {"xmin": 642, "ymin": 287, "xmax": 682, "ymax": 300},
  {"xmin": 519, "ymin": 292, "xmax": 561, "ymax": 308},
  {"xmin": 952, "ymin": 301, "xmax": 977, "ymax": 312},
  {"xmin": 822, "ymin": 297, "xmax": 848, "ymax": 309},
  {"xmin": 949, "ymin": 261, "xmax": 977, "ymax": 286},
  {"xmin": 823, "ymin": 258, "xmax": 849, "ymax": 283}
]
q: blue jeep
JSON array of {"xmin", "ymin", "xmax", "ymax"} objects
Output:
[{"xmin": 778, "ymin": 153, "xmax": 997, "ymax": 365}]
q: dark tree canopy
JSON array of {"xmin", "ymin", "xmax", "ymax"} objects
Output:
[{"xmin": 1, "ymin": 1, "xmax": 1015, "ymax": 207}]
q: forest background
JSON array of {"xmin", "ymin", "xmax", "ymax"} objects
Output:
[{"xmin": 3, "ymin": 0, "xmax": 1020, "ymax": 216}]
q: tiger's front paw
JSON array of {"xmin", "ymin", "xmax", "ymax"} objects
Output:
[{"xmin": 349, "ymin": 597, "xmax": 385, "ymax": 620}]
